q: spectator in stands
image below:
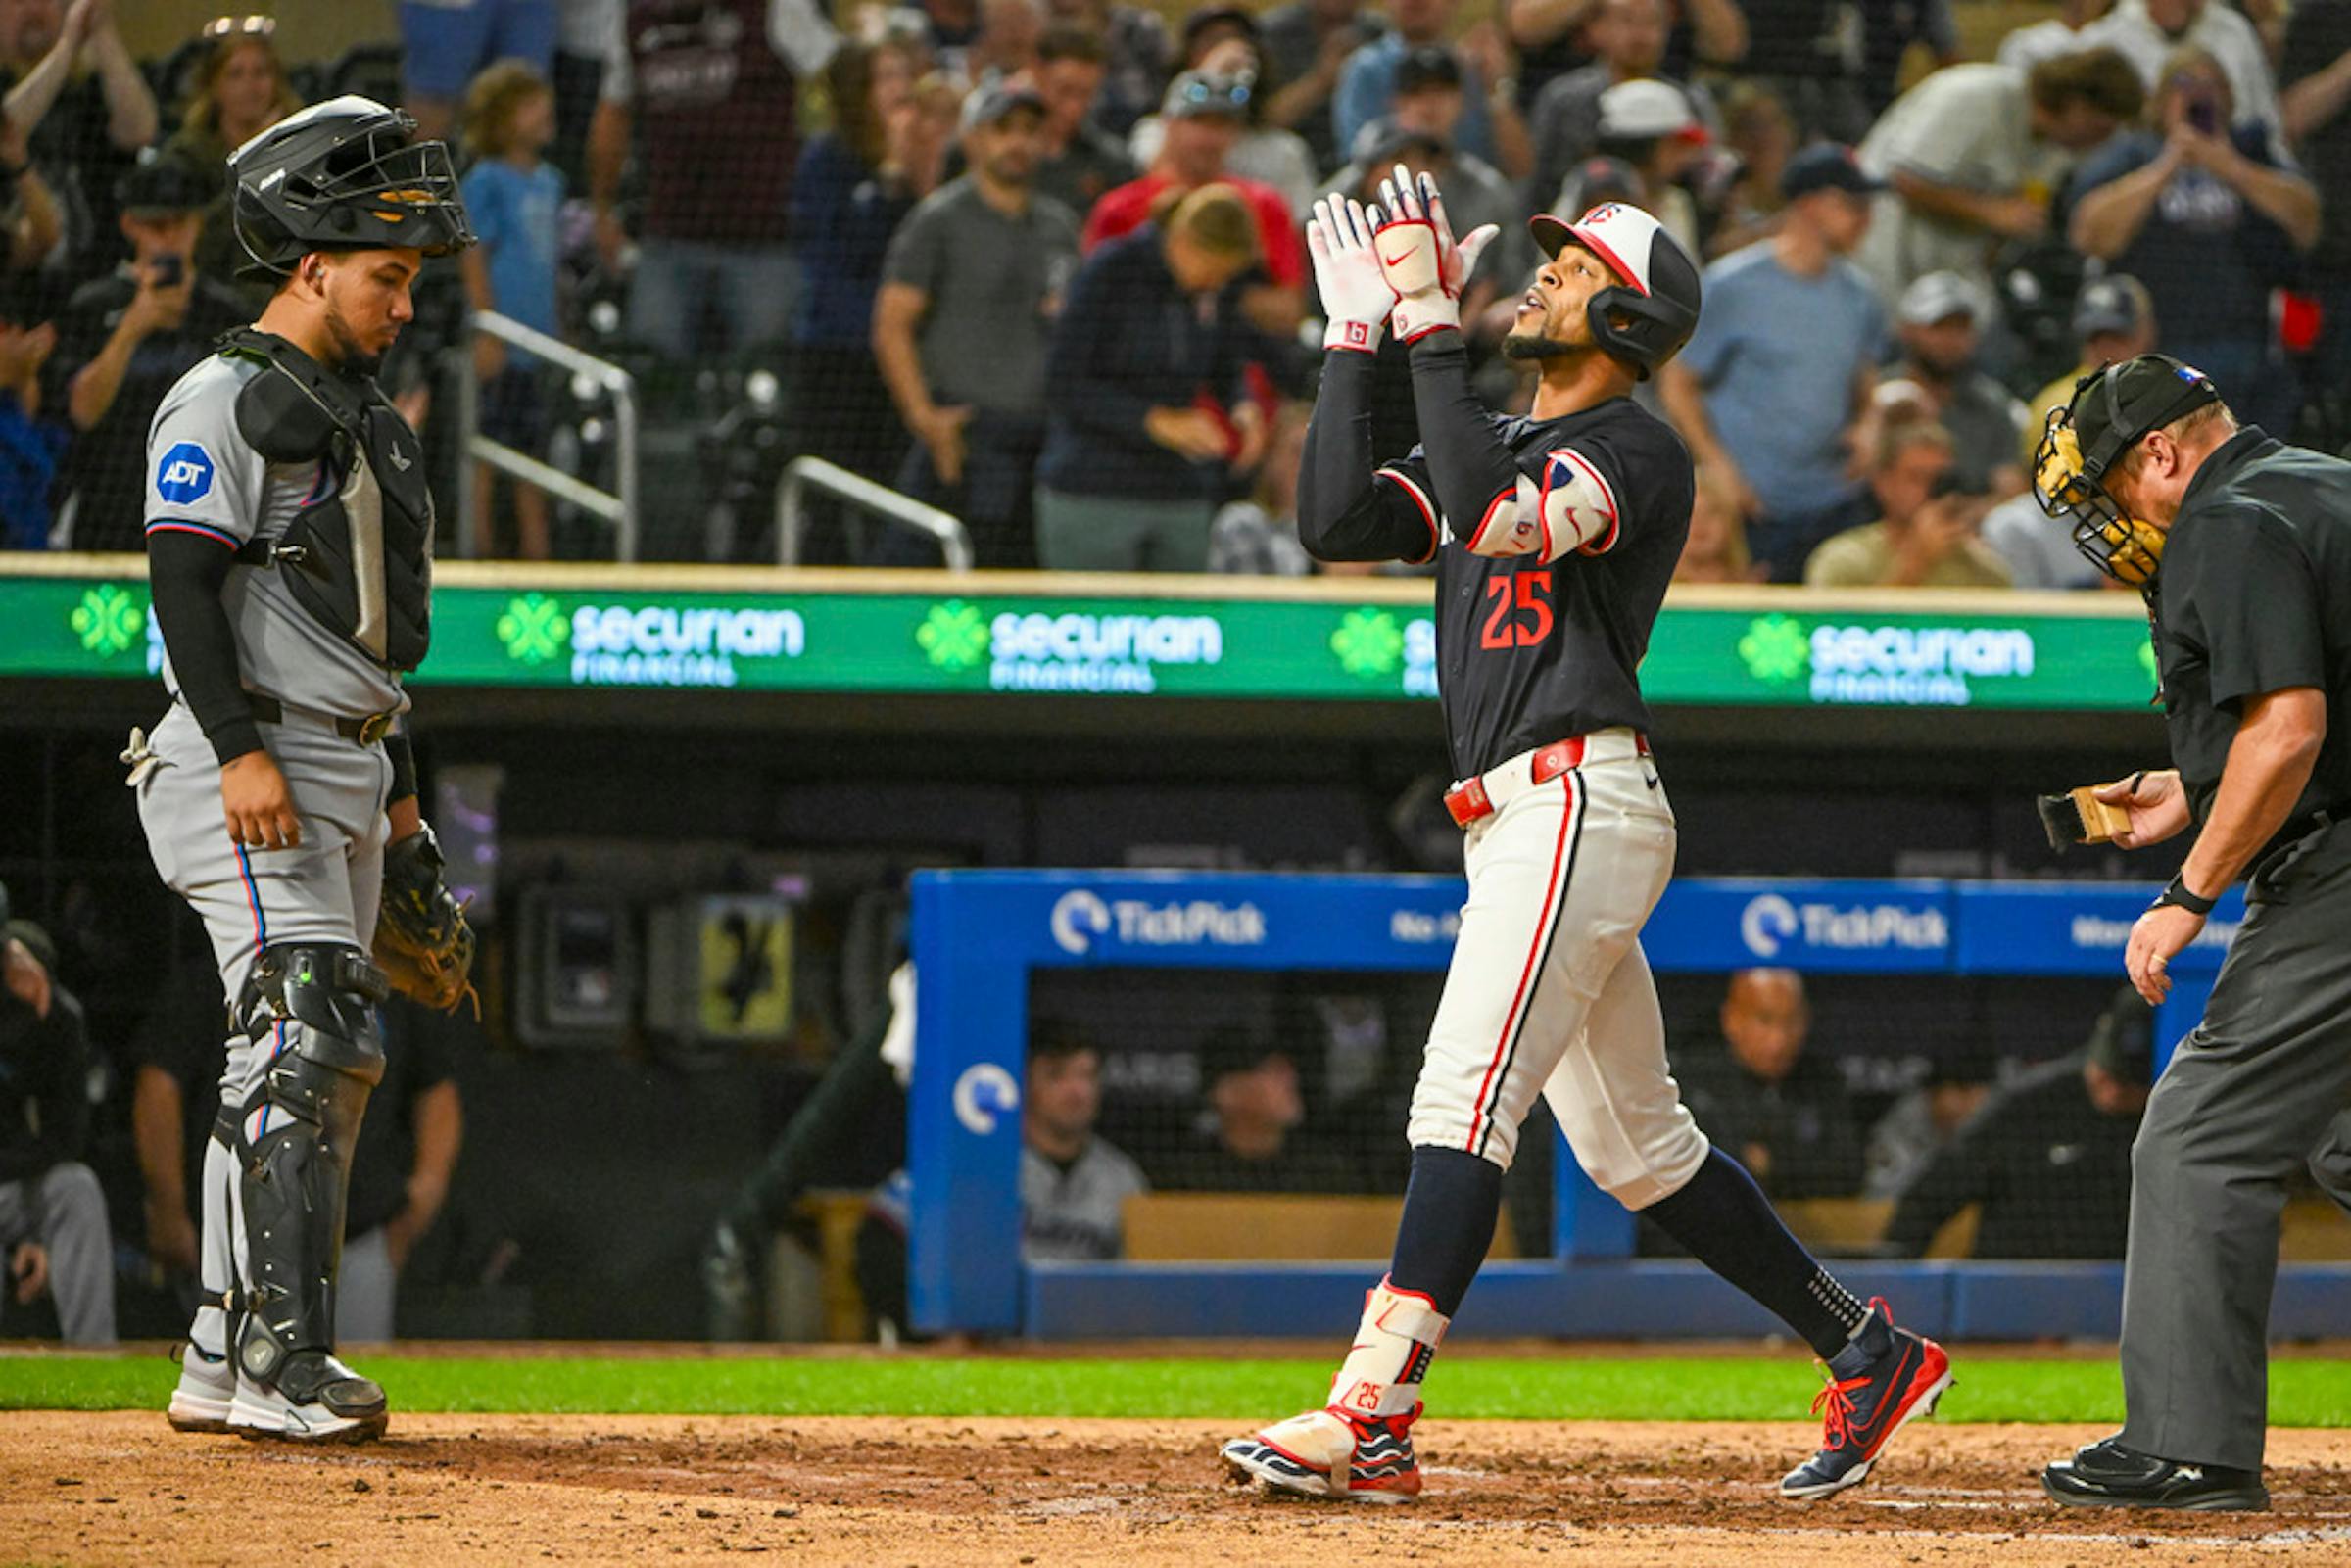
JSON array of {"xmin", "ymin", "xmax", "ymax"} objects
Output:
[
  {"xmin": 1702, "ymin": 81, "xmax": 1797, "ymax": 258},
  {"xmin": 1672, "ymin": 463, "xmax": 1753, "ymax": 582},
  {"xmin": 0, "ymin": 905, "xmax": 113, "ymax": 1343},
  {"xmin": 1083, "ymin": 70, "xmax": 1306, "ymax": 337},
  {"xmin": 968, "ymin": 0, "xmax": 1044, "ymax": 90},
  {"xmin": 1157, "ymin": 1029, "xmax": 1349, "ymax": 1193},
  {"xmin": 1584, "ymin": 78, "xmax": 1708, "ymax": 252},
  {"xmin": 1853, "ymin": 49, "xmax": 2144, "ymax": 312},
  {"xmin": 1258, "ymin": 0, "xmax": 1383, "ymax": 171},
  {"xmin": 1863, "ymin": 1045, "xmax": 1996, "ymax": 1200},
  {"xmin": 1503, "ymin": 0, "xmax": 1745, "ymax": 117},
  {"xmin": 0, "ymin": 283, "xmax": 60, "ymax": 547},
  {"xmin": 1042, "ymin": 0, "xmax": 1169, "ymax": 138},
  {"xmin": 2066, "ymin": 44, "xmax": 2320, "ymax": 437},
  {"xmin": 132, "ymin": 963, "xmax": 465, "ymax": 1343},
  {"xmin": 1128, "ymin": 14, "xmax": 1319, "ymax": 216},
  {"xmin": 1038, "ymin": 184, "xmax": 1265, "ymax": 572},
  {"xmin": 1527, "ymin": 0, "xmax": 1712, "ymax": 220},
  {"xmin": 1021, "ymin": 1027, "xmax": 1148, "ymax": 1260},
  {"xmin": 2022, "ymin": 273, "xmax": 2158, "ymax": 458},
  {"xmin": 1857, "ymin": 0, "xmax": 1959, "ymax": 123},
  {"xmin": 787, "ymin": 37, "xmax": 932, "ymax": 509},
  {"xmin": 402, "ymin": 0, "xmax": 556, "ymax": 143},
  {"xmin": 589, "ymin": 0, "xmax": 840, "ymax": 360},
  {"xmin": 43, "ymin": 151, "xmax": 244, "ymax": 552},
  {"xmin": 1881, "ymin": 986, "xmax": 2151, "ymax": 1259},
  {"xmin": 2083, "ymin": 0, "xmax": 2284, "ymax": 149},
  {"xmin": 1676, "ymin": 969, "xmax": 1863, "ymax": 1201},
  {"xmin": 461, "ymin": 61, "xmax": 565, "ymax": 562},
  {"xmin": 160, "ymin": 18, "xmax": 300, "ymax": 303},
  {"xmin": 0, "ymin": 111, "xmax": 57, "ymax": 275},
  {"xmin": 2282, "ymin": 0, "xmax": 2351, "ymax": 422},
  {"xmin": 1333, "ymin": 0, "xmax": 1525, "ymax": 176},
  {"xmin": 1804, "ymin": 421, "xmax": 2011, "ymax": 589},
  {"xmin": 1325, "ymin": 62, "xmax": 1521, "ymax": 286},
  {"xmin": 1210, "ymin": 399, "xmax": 1313, "ymax": 575},
  {"xmin": 876, "ymin": 83, "xmax": 1079, "ymax": 569},
  {"xmin": 1660, "ymin": 143, "xmax": 1887, "ymax": 583},
  {"xmin": 1876, "ymin": 271, "xmax": 2029, "ymax": 498},
  {"xmin": 2000, "ymin": 0, "xmax": 2119, "ymax": 72},
  {"xmin": 0, "ymin": 0, "xmax": 157, "ymax": 277},
  {"xmin": 1029, "ymin": 24, "xmax": 1134, "ymax": 217}
]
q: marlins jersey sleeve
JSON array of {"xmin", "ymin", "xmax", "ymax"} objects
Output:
[{"xmin": 144, "ymin": 355, "xmax": 409, "ymax": 720}]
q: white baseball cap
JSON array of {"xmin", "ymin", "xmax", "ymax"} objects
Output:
[{"xmin": 1596, "ymin": 79, "xmax": 1704, "ymax": 143}]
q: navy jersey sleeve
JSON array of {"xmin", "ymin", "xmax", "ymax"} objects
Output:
[{"xmin": 1298, "ymin": 347, "xmax": 1441, "ymax": 564}]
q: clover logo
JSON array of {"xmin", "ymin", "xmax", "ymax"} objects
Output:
[
  {"xmin": 1738, "ymin": 614, "xmax": 1809, "ymax": 684},
  {"xmin": 1330, "ymin": 607, "xmax": 1404, "ymax": 679},
  {"xmin": 496, "ymin": 594, "xmax": 568, "ymax": 665},
  {"xmin": 71, "ymin": 585, "xmax": 144, "ymax": 656},
  {"xmin": 918, "ymin": 601, "xmax": 989, "ymax": 671}
]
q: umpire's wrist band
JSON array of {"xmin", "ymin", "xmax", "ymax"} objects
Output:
[{"xmin": 2152, "ymin": 872, "xmax": 2218, "ymax": 916}]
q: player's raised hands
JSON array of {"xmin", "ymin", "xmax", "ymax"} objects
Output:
[
  {"xmin": 1372, "ymin": 166, "xmax": 1498, "ymax": 343},
  {"xmin": 1307, "ymin": 195, "xmax": 1398, "ymax": 353}
]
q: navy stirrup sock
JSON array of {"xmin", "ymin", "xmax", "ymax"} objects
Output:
[
  {"xmin": 1386, "ymin": 1146, "xmax": 1504, "ymax": 1318},
  {"xmin": 1642, "ymin": 1148, "xmax": 1868, "ymax": 1359}
]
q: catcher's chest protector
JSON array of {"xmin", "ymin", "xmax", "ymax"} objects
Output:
[{"xmin": 226, "ymin": 328, "xmax": 434, "ymax": 673}]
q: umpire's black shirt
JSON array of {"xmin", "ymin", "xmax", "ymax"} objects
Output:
[{"xmin": 2153, "ymin": 425, "xmax": 2351, "ymax": 834}]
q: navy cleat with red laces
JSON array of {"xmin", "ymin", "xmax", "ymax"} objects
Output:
[
  {"xmin": 1779, "ymin": 1298, "xmax": 1953, "ymax": 1499},
  {"xmin": 1223, "ymin": 1405, "xmax": 1423, "ymax": 1502}
]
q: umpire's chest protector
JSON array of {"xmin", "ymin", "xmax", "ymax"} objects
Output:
[{"xmin": 225, "ymin": 328, "xmax": 433, "ymax": 673}]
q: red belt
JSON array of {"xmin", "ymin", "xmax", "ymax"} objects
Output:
[{"xmin": 1443, "ymin": 732, "xmax": 1651, "ymax": 829}]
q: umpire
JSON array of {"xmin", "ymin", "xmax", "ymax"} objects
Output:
[{"xmin": 2034, "ymin": 355, "xmax": 2351, "ymax": 1510}]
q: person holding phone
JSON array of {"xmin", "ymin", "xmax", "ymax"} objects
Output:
[
  {"xmin": 44, "ymin": 150, "xmax": 245, "ymax": 551},
  {"xmin": 2066, "ymin": 44, "xmax": 2319, "ymax": 436},
  {"xmin": 1803, "ymin": 419, "xmax": 2009, "ymax": 588}
]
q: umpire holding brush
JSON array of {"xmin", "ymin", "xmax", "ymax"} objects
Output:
[{"xmin": 2032, "ymin": 355, "xmax": 2351, "ymax": 1511}]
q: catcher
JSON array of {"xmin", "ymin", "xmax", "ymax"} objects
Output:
[{"xmin": 129, "ymin": 98, "xmax": 474, "ymax": 1442}]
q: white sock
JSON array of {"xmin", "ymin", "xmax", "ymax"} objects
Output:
[{"xmin": 1327, "ymin": 1276, "xmax": 1449, "ymax": 1420}]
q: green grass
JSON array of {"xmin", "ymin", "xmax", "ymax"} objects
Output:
[{"xmin": 4, "ymin": 1354, "xmax": 2350, "ymax": 1425}]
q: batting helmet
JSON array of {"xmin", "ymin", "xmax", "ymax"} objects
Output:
[
  {"xmin": 229, "ymin": 95, "xmax": 473, "ymax": 281},
  {"xmin": 1527, "ymin": 202, "xmax": 1702, "ymax": 379}
]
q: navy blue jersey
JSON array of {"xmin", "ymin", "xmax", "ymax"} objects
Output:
[{"xmin": 1299, "ymin": 341, "xmax": 1693, "ymax": 779}]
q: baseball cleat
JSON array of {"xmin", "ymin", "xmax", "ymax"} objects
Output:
[
  {"xmin": 1779, "ymin": 1298, "xmax": 1952, "ymax": 1500},
  {"xmin": 2041, "ymin": 1436, "xmax": 2269, "ymax": 1511},
  {"xmin": 166, "ymin": 1341, "xmax": 236, "ymax": 1434},
  {"xmin": 229, "ymin": 1351, "xmax": 390, "ymax": 1444},
  {"xmin": 1223, "ymin": 1406, "xmax": 1423, "ymax": 1502}
]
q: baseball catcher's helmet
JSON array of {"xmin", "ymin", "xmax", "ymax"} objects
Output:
[
  {"xmin": 230, "ymin": 95, "xmax": 474, "ymax": 281},
  {"xmin": 2032, "ymin": 354, "xmax": 2222, "ymax": 587},
  {"xmin": 1528, "ymin": 202, "xmax": 1702, "ymax": 379}
]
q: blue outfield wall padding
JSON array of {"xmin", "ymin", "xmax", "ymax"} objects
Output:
[{"xmin": 911, "ymin": 870, "xmax": 2259, "ymax": 1339}]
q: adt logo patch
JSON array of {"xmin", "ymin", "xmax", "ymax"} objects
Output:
[{"xmin": 156, "ymin": 442, "xmax": 215, "ymax": 505}]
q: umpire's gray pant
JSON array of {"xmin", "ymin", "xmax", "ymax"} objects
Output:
[
  {"xmin": 2119, "ymin": 821, "xmax": 2351, "ymax": 1471},
  {"xmin": 0, "ymin": 1163, "xmax": 118, "ymax": 1344}
]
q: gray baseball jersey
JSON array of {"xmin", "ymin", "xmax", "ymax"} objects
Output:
[{"xmin": 145, "ymin": 354, "xmax": 408, "ymax": 721}]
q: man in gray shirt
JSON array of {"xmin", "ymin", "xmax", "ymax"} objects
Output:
[
  {"xmin": 874, "ymin": 84, "xmax": 1080, "ymax": 568},
  {"xmin": 1022, "ymin": 1028, "xmax": 1147, "ymax": 1261}
]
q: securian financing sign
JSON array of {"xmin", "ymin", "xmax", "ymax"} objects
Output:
[
  {"xmin": 922, "ymin": 599, "xmax": 1227, "ymax": 693},
  {"xmin": 495, "ymin": 593, "xmax": 807, "ymax": 688}
]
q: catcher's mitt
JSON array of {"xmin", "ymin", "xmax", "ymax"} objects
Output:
[{"xmin": 373, "ymin": 823, "xmax": 477, "ymax": 1013}]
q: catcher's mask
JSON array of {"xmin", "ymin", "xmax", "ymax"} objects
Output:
[
  {"xmin": 230, "ymin": 95, "xmax": 474, "ymax": 282},
  {"xmin": 2033, "ymin": 355, "xmax": 2222, "ymax": 588}
]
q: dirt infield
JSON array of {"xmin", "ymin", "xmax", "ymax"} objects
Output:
[{"xmin": 8, "ymin": 1413, "xmax": 2350, "ymax": 1565}]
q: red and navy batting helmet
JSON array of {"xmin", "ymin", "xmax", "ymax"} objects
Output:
[{"xmin": 1528, "ymin": 202, "xmax": 1702, "ymax": 379}]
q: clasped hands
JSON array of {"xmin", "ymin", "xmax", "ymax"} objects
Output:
[{"xmin": 1307, "ymin": 165, "xmax": 1499, "ymax": 353}]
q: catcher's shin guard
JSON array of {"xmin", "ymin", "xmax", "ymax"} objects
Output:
[{"xmin": 229, "ymin": 946, "xmax": 388, "ymax": 1402}]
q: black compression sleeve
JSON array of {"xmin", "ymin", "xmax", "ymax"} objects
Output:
[
  {"xmin": 1298, "ymin": 350, "xmax": 1427, "ymax": 562},
  {"xmin": 1406, "ymin": 332, "xmax": 1524, "ymax": 544},
  {"xmin": 146, "ymin": 531, "xmax": 263, "ymax": 765},
  {"xmin": 385, "ymin": 728, "xmax": 417, "ymax": 805}
]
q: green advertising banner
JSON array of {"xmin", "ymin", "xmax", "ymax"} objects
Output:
[{"xmin": 0, "ymin": 572, "xmax": 2161, "ymax": 711}]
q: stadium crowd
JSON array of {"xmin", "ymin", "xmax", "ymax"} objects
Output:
[{"xmin": 0, "ymin": 0, "xmax": 2345, "ymax": 571}]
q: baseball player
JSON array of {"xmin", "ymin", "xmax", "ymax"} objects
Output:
[
  {"xmin": 133, "ymin": 97, "xmax": 474, "ymax": 1443},
  {"xmin": 1222, "ymin": 171, "xmax": 1951, "ymax": 1503},
  {"xmin": 2033, "ymin": 356, "xmax": 2351, "ymax": 1510}
]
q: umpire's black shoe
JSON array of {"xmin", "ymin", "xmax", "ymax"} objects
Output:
[{"xmin": 2041, "ymin": 1436, "xmax": 2268, "ymax": 1511}]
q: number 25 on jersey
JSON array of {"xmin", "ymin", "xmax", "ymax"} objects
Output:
[{"xmin": 1480, "ymin": 570, "xmax": 1554, "ymax": 649}]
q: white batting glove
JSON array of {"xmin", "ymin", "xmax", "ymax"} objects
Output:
[
  {"xmin": 1372, "ymin": 165, "xmax": 1499, "ymax": 344},
  {"xmin": 1308, "ymin": 195, "xmax": 1398, "ymax": 354}
]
